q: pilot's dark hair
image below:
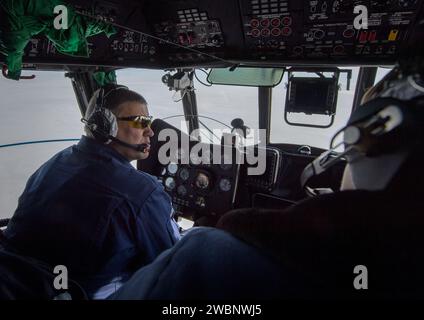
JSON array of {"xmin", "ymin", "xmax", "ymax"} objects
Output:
[
  {"xmin": 100, "ymin": 83, "xmax": 148, "ymax": 113},
  {"xmin": 85, "ymin": 84, "xmax": 147, "ymax": 117}
]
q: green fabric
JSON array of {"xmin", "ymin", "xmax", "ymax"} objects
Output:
[
  {"xmin": 93, "ymin": 70, "xmax": 117, "ymax": 86},
  {"xmin": 0, "ymin": 0, "xmax": 116, "ymax": 80}
]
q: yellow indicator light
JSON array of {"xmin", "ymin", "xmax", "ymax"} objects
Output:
[{"xmin": 388, "ymin": 29, "xmax": 399, "ymax": 41}]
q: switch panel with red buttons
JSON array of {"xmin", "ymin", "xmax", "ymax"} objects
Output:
[{"xmin": 154, "ymin": 15, "xmax": 224, "ymax": 49}]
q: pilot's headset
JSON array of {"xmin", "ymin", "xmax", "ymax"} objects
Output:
[
  {"xmin": 82, "ymin": 84, "xmax": 129, "ymax": 144},
  {"xmin": 301, "ymin": 68, "xmax": 424, "ymax": 196}
]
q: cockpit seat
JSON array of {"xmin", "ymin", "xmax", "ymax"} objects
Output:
[
  {"xmin": 0, "ymin": 229, "xmax": 87, "ymax": 300},
  {"xmin": 216, "ymin": 189, "xmax": 424, "ymax": 298}
]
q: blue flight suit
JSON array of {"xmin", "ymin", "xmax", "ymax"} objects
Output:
[{"xmin": 4, "ymin": 136, "xmax": 180, "ymax": 298}]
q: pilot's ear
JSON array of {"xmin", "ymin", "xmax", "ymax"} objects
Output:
[{"xmin": 340, "ymin": 164, "xmax": 355, "ymax": 191}]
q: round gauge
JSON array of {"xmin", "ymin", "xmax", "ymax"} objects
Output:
[
  {"xmin": 195, "ymin": 196, "xmax": 206, "ymax": 208},
  {"xmin": 219, "ymin": 178, "xmax": 232, "ymax": 192},
  {"xmin": 164, "ymin": 177, "xmax": 176, "ymax": 190},
  {"xmin": 195, "ymin": 172, "xmax": 210, "ymax": 190},
  {"xmin": 167, "ymin": 163, "xmax": 178, "ymax": 175},
  {"xmin": 220, "ymin": 154, "xmax": 232, "ymax": 170},
  {"xmin": 179, "ymin": 168, "xmax": 190, "ymax": 181},
  {"xmin": 177, "ymin": 185, "xmax": 187, "ymax": 197}
]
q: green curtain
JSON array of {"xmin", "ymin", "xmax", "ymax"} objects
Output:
[
  {"xmin": 93, "ymin": 70, "xmax": 117, "ymax": 86},
  {"xmin": 0, "ymin": 0, "xmax": 116, "ymax": 80}
]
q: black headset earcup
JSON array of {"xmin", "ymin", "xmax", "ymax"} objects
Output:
[
  {"xmin": 344, "ymin": 98, "xmax": 410, "ymax": 157},
  {"xmin": 87, "ymin": 108, "xmax": 112, "ymax": 143}
]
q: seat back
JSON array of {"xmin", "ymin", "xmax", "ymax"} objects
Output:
[{"xmin": 0, "ymin": 241, "xmax": 87, "ymax": 300}]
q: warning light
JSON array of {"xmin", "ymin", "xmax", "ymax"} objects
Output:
[
  {"xmin": 368, "ymin": 31, "xmax": 377, "ymax": 42},
  {"xmin": 359, "ymin": 31, "xmax": 368, "ymax": 43},
  {"xmin": 388, "ymin": 29, "xmax": 399, "ymax": 41}
]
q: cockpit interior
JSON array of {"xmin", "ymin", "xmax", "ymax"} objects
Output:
[{"xmin": 1, "ymin": 0, "xmax": 424, "ymax": 301}]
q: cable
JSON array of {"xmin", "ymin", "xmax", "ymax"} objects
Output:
[
  {"xmin": 198, "ymin": 129, "xmax": 214, "ymax": 144},
  {"xmin": 0, "ymin": 139, "xmax": 79, "ymax": 149},
  {"xmin": 198, "ymin": 119, "xmax": 221, "ymax": 141},
  {"xmin": 194, "ymin": 69, "xmax": 212, "ymax": 87},
  {"xmin": 75, "ymin": 10, "xmax": 235, "ymax": 66},
  {"xmin": 162, "ymin": 114, "xmax": 231, "ymax": 143},
  {"xmin": 161, "ymin": 114, "xmax": 232, "ymax": 129},
  {"xmin": 199, "ymin": 68, "xmax": 210, "ymax": 75},
  {"xmin": 172, "ymin": 87, "xmax": 192, "ymax": 102}
]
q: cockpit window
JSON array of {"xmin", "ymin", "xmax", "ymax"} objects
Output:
[
  {"xmin": 193, "ymin": 70, "xmax": 259, "ymax": 145},
  {"xmin": 375, "ymin": 67, "xmax": 393, "ymax": 84},
  {"xmin": 0, "ymin": 71, "xmax": 81, "ymax": 219}
]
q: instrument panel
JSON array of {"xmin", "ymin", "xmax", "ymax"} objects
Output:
[
  {"xmin": 2, "ymin": 0, "xmax": 423, "ymax": 69},
  {"xmin": 138, "ymin": 120, "xmax": 284, "ymax": 220},
  {"xmin": 156, "ymin": 146, "xmax": 241, "ymax": 220},
  {"xmin": 240, "ymin": 0, "xmax": 421, "ymax": 60},
  {"xmin": 154, "ymin": 146, "xmax": 284, "ymax": 220}
]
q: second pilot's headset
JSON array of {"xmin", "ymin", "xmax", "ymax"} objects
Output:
[
  {"xmin": 82, "ymin": 84, "xmax": 129, "ymax": 144},
  {"xmin": 300, "ymin": 73, "xmax": 424, "ymax": 195}
]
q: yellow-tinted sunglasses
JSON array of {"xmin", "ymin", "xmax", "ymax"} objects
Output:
[{"xmin": 117, "ymin": 115, "xmax": 153, "ymax": 129}]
